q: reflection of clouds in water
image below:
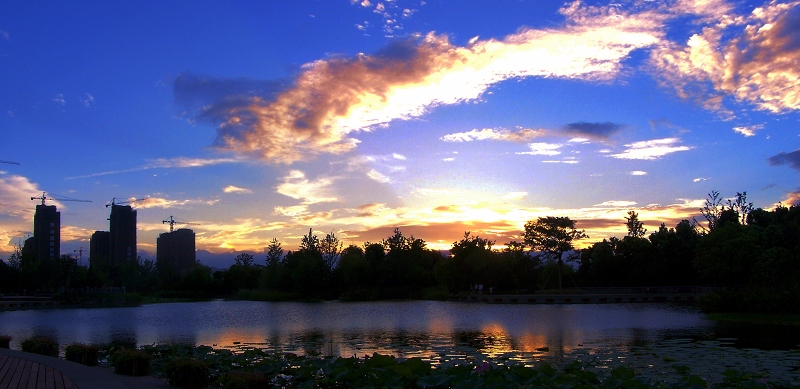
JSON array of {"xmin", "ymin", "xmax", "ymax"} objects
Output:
[{"xmin": 0, "ymin": 301, "xmax": 739, "ymax": 360}]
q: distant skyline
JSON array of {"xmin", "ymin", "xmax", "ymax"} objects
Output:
[{"xmin": 1, "ymin": 0, "xmax": 799, "ymax": 264}]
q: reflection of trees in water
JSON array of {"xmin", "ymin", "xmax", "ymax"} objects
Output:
[{"xmin": 107, "ymin": 328, "xmax": 137, "ymax": 349}]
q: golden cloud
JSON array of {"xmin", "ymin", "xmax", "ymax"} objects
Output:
[
  {"xmin": 650, "ymin": 1, "xmax": 800, "ymax": 113},
  {"xmin": 182, "ymin": 2, "xmax": 663, "ymax": 163}
]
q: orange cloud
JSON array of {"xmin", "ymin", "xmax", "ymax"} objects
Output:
[
  {"xmin": 180, "ymin": 2, "xmax": 663, "ymax": 163},
  {"xmin": 650, "ymin": 1, "xmax": 800, "ymax": 113}
]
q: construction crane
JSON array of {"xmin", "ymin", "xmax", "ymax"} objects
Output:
[
  {"xmin": 105, "ymin": 197, "xmax": 146, "ymax": 208},
  {"xmin": 162, "ymin": 215, "xmax": 199, "ymax": 232},
  {"xmin": 0, "ymin": 160, "xmax": 19, "ymax": 165},
  {"xmin": 31, "ymin": 192, "xmax": 92, "ymax": 206}
]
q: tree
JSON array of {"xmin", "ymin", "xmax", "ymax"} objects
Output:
[
  {"xmin": 299, "ymin": 228, "xmax": 319, "ymax": 253},
  {"xmin": 625, "ymin": 211, "xmax": 647, "ymax": 238},
  {"xmin": 265, "ymin": 238, "xmax": 283, "ymax": 267},
  {"xmin": 319, "ymin": 231, "xmax": 343, "ymax": 271},
  {"xmin": 234, "ymin": 252, "xmax": 255, "ymax": 267},
  {"xmin": 522, "ymin": 217, "xmax": 588, "ymax": 290},
  {"xmin": 726, "ymin": 192, "xmax": 753, "ymax": 225},
  {"xmin": 699, "ymin": 190, "xmax": 726, "ymax": 232}
]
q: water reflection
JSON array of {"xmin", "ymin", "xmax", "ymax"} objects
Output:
[{"xmin": 1, "ymin": 300, "xmax": 797, "ymax": 358}]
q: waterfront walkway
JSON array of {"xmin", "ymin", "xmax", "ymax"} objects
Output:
[{"xmin": 0, "ymin": 348, "xmax": 173, "ymax": 389}]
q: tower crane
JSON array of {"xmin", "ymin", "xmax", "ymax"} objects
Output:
[
  {"xmin": 105, "ymin": 197, "xmax": 146, "ymax": 207},
  {"xmin": 0, "ymin": 160, "xmax": 19, "ymax": 165},
  {"xmin": 162, "ymin": 215, "xmax": 199, "ymax": 232},
  {"xmin": 31, "ymin": 192, "xmax": 92, "ymax": 206}
]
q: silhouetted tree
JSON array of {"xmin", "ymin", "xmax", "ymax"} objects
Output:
[
  {"xmin": 625, "ymin": 211, "xmax": 647, "ymax": 238},
  {"xmin": 234, "ymin": 252, "xmax": 255, "ymax": 267},
  {"xmin": 523, "ymin": 217, "xmax": 588, "ymax": 289},
  {"xmin": 319, "ymin": 231, "xmax": 343, "ymax": 271}
]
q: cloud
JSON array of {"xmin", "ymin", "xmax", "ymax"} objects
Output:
[
  {"xmin": 502, "ymin": 192, "xmax": 528, "ymax": 200},
  {"xmin": 177, "ymin": 2, "xmax": 663, "ymax": 164},
  {"xmin": 276, "ymin": 170, "xmax": 338, "ymax": 204},
  {"xmin": 67, "ymin": 157, "xmax": 242, "ymax": 179},
  {"xmin": 768, "ymin": 149, "xmax": 800, "ymax": 171},
  {"xmin": 693, "ymin": 177, "xmax": 708, "ymax": 182},
  {"xmin": 650, "ymin": 1, "xmax": 800, "ymax": 113},
  {"xmin": 780, "ymin": 189, "xmax": 800, "ymax": 206},
  {"xmin": 542, "ymin": 157, "xmax": 579, "ymax": 164},
  {"xmin": 630, "ymin": 170, "xmax": 648, "ymax": 176},
  {"xmin": 611, "ymin": 138, "xmax": 692, "ymax": 160},
  {"xmin": 594, "ymin": 200, "xmax": 637, "ymax": 207},
  {"xmin": 132, "ymin": 196, "xmax": 218, "ymax": 209},
  {"xmin": 80, "ymin": 93, "xmax": 94, "ymax": 108},
  {"xmin": 223, "ymin": 185, "xmax": 253, "ymax": 194},
  {"xmin": 562, "ymin": 122, "xmax": 623, "ymax": 140},
  {"xmin": 0, "ymin": 29, "xmax": 9, "ymax": 41},
  {"xmin": 366, "ymin": 169, "xmax": 391, "ymax": 183},
  {"xmin": 0, "ymin": 173, "xmax": 42, "ymax": 253},
  {"xmin": 733, "ymin": 124, "xmax": 764, "ymax": 137},
  {"xmin": 53, "ymin": 94, "xmax": 65, "ymax": 106},
  {"xmin": 517, "ymin": 142, "xmax": 563, "ymax": 156},
  {"xmin": 441, "ymin": 127, "xmax": 546, "ymax": 142}
]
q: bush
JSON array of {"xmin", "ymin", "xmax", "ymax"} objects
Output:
[
  {"xmin": 113, "ymin": 349, "xmax": 151, "ymax": 376},
  {"xmin": 20, "ymin": 336, "xmax": 58, "ymax": 357},
  {"xmin": 165, "ymin": 357, "xmax": 210, "ymax": 389},
  {"xmin": 221, "ymin": 371, "xmax": 269, "ymax": 389},
  {"xmin": 65, "ymin": 343, "xmax": 99, "ymax": 366},
  {"xmin": 0, "ymin": 335, "xmax": 10, "ymax": 349}
]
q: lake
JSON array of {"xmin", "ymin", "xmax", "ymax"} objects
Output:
[{"xmin": 0, "ymin": 300, "xmax": 798, "ymax": 358}]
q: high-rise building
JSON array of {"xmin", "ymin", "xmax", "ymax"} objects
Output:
[
  {"xmin": 109, "ymin": 204, "xmax": 137, "ymax": 264},
  {"xmin": 157, "ymin": 228, "xmax": 196, "ymax": 275},
  {"xmin": 89, "ymin": 230, "xmax": 110, "ymax": 270},
  {"xmin": 28, "ymin": 204, "xmax": 60, "ymax": 261}
]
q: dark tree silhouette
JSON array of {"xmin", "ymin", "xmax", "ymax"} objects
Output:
[
  {"xmin": 625, "ymin": 211, "xmax": 647, "ymax": 238},
  {"xmin": 523, "ymin": 217, "xmax": 588, "ymax": 290}
]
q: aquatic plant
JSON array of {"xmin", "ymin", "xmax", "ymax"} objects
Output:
[
  {"xmin": 165, "ymin": 357, "xmax": 210, "ymax": 388},
  {"xmin": 0, "ymin": 335, "xmax": 10, "ymax": 349}
]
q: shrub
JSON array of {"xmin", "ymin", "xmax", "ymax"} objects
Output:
[
  {"xmin": 113, "ymin": 349, "xmax": 151, "ymax": 376},
  {"xmin": 20, "ymin": 336, "xmax": 58, "ymax": 357},
  {"xmin": 221, "ymin": 371, "xmax": 269, "ymax": 389},
  {"xmin": 165, "ymin": 357, "xmax": 210, "ymax": 389},
  {"xmin": 0, "ymin": 335, "xmax": 10, "ymax": 349},
  {"xmin": 65, "ymin": 343, "xmax": 99, "ymax": 366}
]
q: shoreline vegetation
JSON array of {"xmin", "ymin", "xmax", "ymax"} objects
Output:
[{"xmin": 1, "ymin": 191, "xmax": 798, "ymax": 319}]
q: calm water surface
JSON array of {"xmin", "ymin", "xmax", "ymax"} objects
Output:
[{"xmin": 0, "ymin": 300, "xmax": 797, "ymax": 358}]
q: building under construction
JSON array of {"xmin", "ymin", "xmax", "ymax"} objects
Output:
[
  {"xmin": 23, "ymin": 204, "xmax": 60, "ymax": 261},
  {"xmin": 157, "ymin": 228, "xmax": 196, "ymax": 276},
  {"xmin": 90, "ymin": 204, "xmax": 137, "ymax": 270}
]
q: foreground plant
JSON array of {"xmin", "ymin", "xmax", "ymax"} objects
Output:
[
  {"xmin": 0, "ymin": 335, "xmax": 10, "ymax": 349},
  {"xmin": 65, "ymin": 342, "xmax": 99, "ymax": 366},
  {"xmin": 20, "ymin": 336, "xmax": 58, "ymax": 357},
  {"xmin": 122, "ymin": 344, "xmax": 800, "ymax": 389}
]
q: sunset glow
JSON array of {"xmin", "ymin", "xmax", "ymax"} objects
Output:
[{"xmin": 1, "ymin": 0, "xmax": 798, "ymax": 266}]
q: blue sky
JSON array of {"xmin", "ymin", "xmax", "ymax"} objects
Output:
[{"xmin": 1, "ymin": 0, "xmax": 799, "ymax": 263}]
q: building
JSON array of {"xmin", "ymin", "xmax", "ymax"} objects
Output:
[
  {"xmin": 109, "ymin": 204, "xmax": 137, "ymax": 264},
  {"xmin": 89, "ymin": 230, "xmax": 110, "ymax": 270},
  {"xmin": 157, "ymin": 228, "xmax": 196, "ymax": 276},
  {"xmin": 25, "ymin": 204, "xmax": 60, "ymax": 261}
]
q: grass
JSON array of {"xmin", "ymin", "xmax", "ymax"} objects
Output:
[{"xmin": 707, "ymin": 312, "xmax": 800, "ymax": 326}]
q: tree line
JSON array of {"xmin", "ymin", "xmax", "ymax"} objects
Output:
[{"xmin": 1, "ymin": 191, "xmax": 798, "ymax": 312}]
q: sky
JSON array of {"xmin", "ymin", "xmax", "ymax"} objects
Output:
[{"xmin": 1, "ymin": 0, "xmax": 799, "ymax": 266}]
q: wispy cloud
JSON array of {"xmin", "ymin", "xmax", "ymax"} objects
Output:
[
  {"xmin": 594, "ymin": 200, "xmax": 637, "ymax": 207},
  {"xmin": 275, "ymin": 170, "xmax": 338, "ymax": 204},
  {"xmin": 732, "ymin": 124, "xmax": 764, "ymax": 137},
  {"xmin": 0, "ymin": 29, "xmax": 9, "ymax": 41},
  {"xmin": 176, "ymin": 2, "xmax": 663, "ymax": 164},
  {"xmin": 223, "ymin": 185, "xmax": 253, "ymax": 194},
  {"xmin": 611, "ymin": 138, "xmax": 692, "ymax": 160},
  {"xmin": 80, "ymin": 93, "xmax": 94, "ymax": 108},
  {"xmin": 517, "ymin": 142, "xmax": 563, "ymax": 156},
  {"xmin": 768, "ymin": 149, "xmax": 800, "ymax": 171},
  {"xmin": 67, "ymin": 157, "xmax": 242, "ymax": 179},
  {"xmin": 693, "ymin": 177, "xmax": 708, "ymax": 182},
  {"xmin": 562, "ymin": 122, "xmax": 623, "ymax": 141},
  {"xmin": 132, "ymin": 196, "xmax": 218, "ymax": 209},
  {"xmin": 630, "ymin": 170, "xmax": 648, "ymax": 176},
  {"xmin": 53, "ymin": 93, "xmax": 65, "ymax": 106},
  {"xmin": 441, "ymin": 127, "xmax": 545, "ymax": 142},
  {"xmin": 650, "ymin": 1, "xmax": 800, "ymax": 114}
]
